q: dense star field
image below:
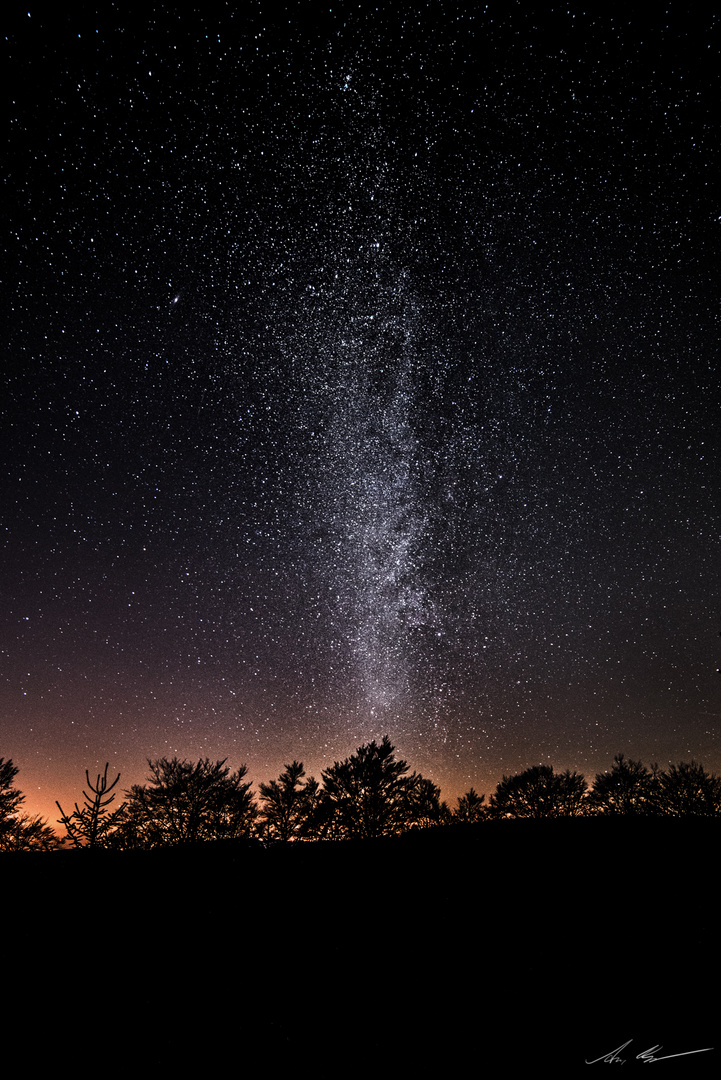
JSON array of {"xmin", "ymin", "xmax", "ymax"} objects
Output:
[{"xmin": 3, "ymin": 4, "xmax": 720, "ymax": 825}]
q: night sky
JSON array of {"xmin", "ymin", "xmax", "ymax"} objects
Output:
[{"xmin": 4, "ymin": 3, "xmax": 720, "ymax": 827}]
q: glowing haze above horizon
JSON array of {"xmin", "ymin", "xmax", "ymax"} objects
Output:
[{"xmin": 4, "ymin": 3, "xmax": 720, "ymax": 829}]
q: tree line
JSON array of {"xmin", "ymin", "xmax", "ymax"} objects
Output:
[{"xmin": 1, "ymin": 740, "xmax": 721, "ymax": 852}]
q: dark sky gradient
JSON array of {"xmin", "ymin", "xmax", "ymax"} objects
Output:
[{"xmin": 4, "ymin": 3, "xmax": 720, "ymax": 826}]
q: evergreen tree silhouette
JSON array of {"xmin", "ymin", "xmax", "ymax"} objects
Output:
[
  {"xmin": 119, "ymin": 757, "xmax": 257, "ymax": 847},
  {"xmin": 57, "ymin": 763, "xmax": 125, "ymax": 847},
  {"xmin": 489, "ymin": 764, "xmax": 587, "ymax": 818},
  {"xmin": 453, "ymin": 787, "xmax": 486, "ymax": 823},
  {"xmin": 258, "ymin": 761, "xmax": 321, "ymax": 840},
  {"xmin": 0, "ymin": 758, "xmax": 56, "ymax": 851},
  {"xmin": 653, "ymin": 760, "xmax": 721, "ymax": 817},
  {"xmin": 588, "ymin": 754, "xmax": 655, "ymax": 815},
  {"xmin": 320, "ymin": 736, "xmax": 422, "ymax": 839}
]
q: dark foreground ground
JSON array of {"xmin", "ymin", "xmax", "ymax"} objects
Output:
[{"xmin": 3, "ymin": 817, "xmax": 719, "ymax": 1074}]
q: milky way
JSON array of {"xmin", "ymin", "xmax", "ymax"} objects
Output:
[{"xmin": 4, "ymin": 5, "xmax": 720, "ymax": 818}]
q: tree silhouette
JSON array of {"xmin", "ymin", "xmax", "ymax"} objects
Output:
[
  {"xmin": 320, "ymin": 736, "xmax": 422, "ymax": 839},
  {"xmin": 56, "ymin": 763, "xmax": 125, "ymax": 848},
  {"xmin": 119, "ymin": 757, "xmax": 257, "ymax": 847},
  {"xmin": 489, "ymin": 764, "xmax": 588, "ymax": 819},
  {"xmin": 653, "ymin": 760, "xmax": 721, "ymax": 817},
  {"xmin": 0, "ymin": 758, "xmax": 57, "ymax": 851},
  {"xmin": 453, "ymin": 787, "xmax": 486, "ymax": 823},
  {"xmin": 0, "ymin": 759, "xmax": 23, "ymax": 825},
  {"xmin": 553, "ymin": 769, "xmax": 591, "ymax": 817},
  {"xmin": 588, "ymin": 754, "xmax": 656, "ymax": 816},
  {"xmin": 258, "ymin": 761, "xmax": 321, "ymax": 841},
  {"xmin": 402, "ymin": 775, "xmax": 451, "ymax": 829}
]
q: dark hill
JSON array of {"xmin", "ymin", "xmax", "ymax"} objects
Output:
[{"xmin": 4, "ymin": 818, "xmax": 718, "ymax": 1074}]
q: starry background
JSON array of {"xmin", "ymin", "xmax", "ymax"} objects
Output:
[{"xmin": 3, "ymin": 2, "xmax": 720, "ymax": 826}]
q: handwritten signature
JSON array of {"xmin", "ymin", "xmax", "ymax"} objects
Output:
[{"xmin": 586, "ymin": 1039, "xmax": 714, "ymax": 1064}]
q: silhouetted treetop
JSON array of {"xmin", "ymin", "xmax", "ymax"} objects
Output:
[
  {"xmin": 402, "ymin": 774, "xmax": 450, "ymax": 829},
  {"xmin": 588, "ymin": 754, "xmax": 656, "ymax": 816},
  {"xmin": 258, "ymin": 761, "xmax": 321, "ymax": 841},
  {"xmin": 454, "ymin": 788, "xmax": 486, "ymax": 823},
  {"xmin": 118, "ymin": 757, "xmax": 257, "ymax": 848},
  {"xmin": 0, "ymin": 758, "xmax": 57, "ymax": 851},
  {"xmin": 57, "ymin": 763, "xmax": 125, "ymax": 848},
  {"xmin": 653, "ymin": 760, "xmax": 721, "ymax": 817},
  {"xmin": 320, "ymin": 736, "xmax": 434, "ymax": 839},
  {"xmin": 489, "ymin": 764, "xmax": 588, "ymax": 819}
]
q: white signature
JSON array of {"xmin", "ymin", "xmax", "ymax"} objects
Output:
[{"xmin": 586, "ymin": 1039, "xmax": 714, "ymax": 1064}]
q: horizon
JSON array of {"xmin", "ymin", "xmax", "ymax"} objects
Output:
[{"xmin": 9, "ymin": 739, "xmax": 720, "ymax": 841}]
